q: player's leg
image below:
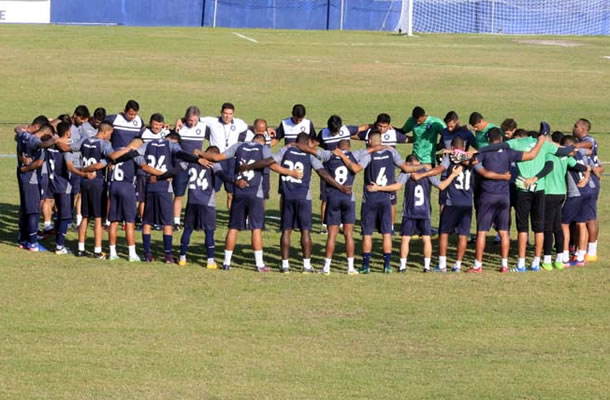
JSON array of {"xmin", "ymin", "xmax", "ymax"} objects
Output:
[
  {"xmin": 530, "ymin": 191, "xmax": 545, "ymax": 270},
  {"xmin": 298, "ymin": 200, "xmax": 314, "ymax": 273},
  {"xmin": 142, "ymin": 223, "xmax": 153, "ymax": 261},
  {"xmin": 141, "ymin": 191, "xmax": 154, "ymax": 261},
  {"xmin": 172, "ymin": 169, "xmax": 188, "ymax": 230},
  {"xmin": 159, "ymin": 192, "xmax": 175, "ymax": 264},
  {"xmin": 422, "ymin": 235, "xmax": 432, "ymax": 272},
  {"xmin": 456, "ymin": 235, "xmax": 467, "ymax": 270},
  {"xmin": 319, "ymin": 180, "xmax": 327, "ymax": 235},
  {"xmin": 162, "ymin": 224, "xmax": 174, "ymax": 264},
  {"xmin": 323, "ymin": 225, "xmax": 339, "ymax": 274},
  {"xmin": 515, "ymin": 191, "xmax": 532, "ymax": 270},
  {"xmin": 77, "ymin": 183, "xmax": 91, "ymax": 256},
  {"xmin": 280, "ymin": 229, "xmax": 292, "ymax": 272},
  {"xmin": 551, "ymin": 196, "xmax": 565, "ymax": 269},
  {"xmin": 223, "ymin": 228, "xmax": 239, "ymax": 270},
  {"xmin": 78, "ymin": 216, "xmax": 89, "ymax": 255},
  {"xmin": 108, "ymin": 222, "xmax": 119, "ymax": 260},
  {"xmin": 360, "ymin": 201, "xmax": 375, "ymax": 274},
  {"xmin": 301, "ymin": 229, "xmax": 313, "ymax": 273},
  {"xmin": 42, "ymin": 198, "xmax": 54, "ymax": 234},
  {"xmin": 399, "ymin": 235, "xmax": 411, "ymax": 272},
  {"xmin": 322, "ymin": 197, "xmax": 341, "ymax": 274},
  {"xmin": 248, "ymin": 197, "xmax": 267, "ymax": 271},
  {"xmin": 123, "ymin": 188, "xmax": 139, "ymax": 262},
  {"xmin": 381, "ymin": 202, "xmax": 393, "ymax": 273},
  {"xmin": 585, "ymin": 191, "xmax": 599, "ymax": 261},
  {"xmin": 54, "ymin": 193, "xmax": 72, "ymax": 254},
  {"xmin": 279, "ymin": 197, "xmax": 292, "ymax": 272},
  {"xmin": 343, "ymin": 224, "xmax": 356, "ymax": 274},
  {"xmin": 438, "ymin": 233, "xmax": 449, "ymax": 270},
  {"xmin": 543, "ymin": 194, "xmax": 555, "ymax": 269},
  {"xmin": 572, "ymin": 222, "xmax": 588, "ymax": 266},
  {"xmin": 251, "ymin": 228, "xmax": 267, "ymax": 271}
]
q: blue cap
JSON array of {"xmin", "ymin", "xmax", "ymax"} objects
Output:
[{"xmin": 539, "ymin": 121, "xmax": 551, "ymax": 136}]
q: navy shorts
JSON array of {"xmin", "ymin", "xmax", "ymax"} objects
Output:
[
  {"xmin": 22, "ymin": 182, "xmax": 41, "ymax": 214},
  {"xmin": 591, "ymin": 188, "xmax": 600, "ymax": 219},
  {"xmin": 172, "ymin": 168, "xmax": 189, "ymax": 197},
  {"xmin": 439, "ymin": 205, "xmax": 472, "ymax": 236},
  {"xmin": 108, "ymin": 183, "xmax": 137, "ymax": 223},
  {"xmin": 319, "ymin": 180, "xmax": 327, "ymax": 201},
  {"xmin": 400, "ymin": 217, "xmax": 431, "ymax": 237},
  {"xmin": 562, "ymin": 195, "xmax": 595, "ymax": 224},
  {"xmin": 262, "ymin": 172, "xmax": 270, "ymax": 200},
  {"xmin": 215, "ymin": 158, "xmax": 234, "ymax": 194},
  {"xmin": 390, "ymin": 191, "xmax": 398, "ymax": 206},
  {"xmin": 438, "ymin": 189, "xmax": 447, "ymax": 206},
  {"xmin": 54, "ymin": 193, "xmax": 72, "ymax": 220},
  {"xmin": 143, "ymin": 191, "xmax": 173, "ymax": 226},
  {"xmin": 70, "ymin": 174, "xmax": 81, "ymax": 195},
  {"xmin": 281, "ymin": 198, "xmax": 312, "ymax": 231},
  {"xmin": 324, "ymin": 196, "xmax": 356, "ymax": 226},
  {"xmin": 476, "ymin": 192, "xmax": 510, "ymax": 232},
  {"xmin": 135, "ymin": 175, "xmax": 147, "ymax": 202},
  {"xmin": 361, "ymin": 200, "xmax": 393, "ymax": 236},
  {"xmin": 229, "ymin": 195, "xmax": 265, "ymax": 230},
  {"xmin": 40, "ymin": 175, "xmax": 53, "ymax": 200},
  {"xmin": 81, "ymin": 180, "xmax": 105, "ymax": 218},
  {"xmin": 184, "ymin": 203, "xmax": 216, "ymax": 231}
]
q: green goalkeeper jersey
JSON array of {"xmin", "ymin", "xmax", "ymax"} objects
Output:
[
  {"xmin": 475, "ymin": 123, "xmax": 499, "ymax": 149},
  {"xmin": 401, "ymin": 116, "xmax": 445, "ymax": 164},
  {"xmin": 507, "ymin": 137, "xmax": 558, "ymax": 192},
  {"xmin": 544, "ymin": 153, "xmax": 577, "ymax": 195}
]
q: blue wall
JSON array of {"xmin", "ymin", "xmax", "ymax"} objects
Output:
[{"xmin": 51, "ymin": 0, "xmax": 610, "ymax": 35}]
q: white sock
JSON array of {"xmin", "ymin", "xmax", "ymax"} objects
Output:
[
  {"xmin": 543, "ymin": 255, "xmax": 552, "ymax": 265},
  {"xmin": 532, "ymin": 256, "xmax": 540, "ymax": 267},
  {"xmin": 128, "ymin": 245, "xmax": 137, "ymax": 258},
  {"xmin": 44, "ymin": 221, "xmax": 52, "ymax": 230},
  {"xmin": 105, "ymin": 219, "xmax": 110, "ymax": 226},
  {"xmin": 563, "ymin": 250, "xmax": 570, "ymax": 262},
  {"xmin": 109, "ymin": 245, "xmax": 117, "ymax": 257},
  {"xmin": 474, "ymin": 259, "xmax": 482, "ymax": 269},
  {"xmin": 94, "ymin": 246, "xmax": 102, "ymax": 254},
  {"xmin": 76, "ymin": 214, "xmax": 82, "ymax": 226},
  {"xmin": 78, "ymin": 242, "xmax": 85, "ymax": 252},
  {"xmin": 224, "ymin": 250, "xmax": 233, "ymax": 266},
  {"xmin": 454, "ymin": 260, "xmax": 462, "ymax": 270},
  {"xmin": 518, "ymin": 258, "xmax": 526, "ymax": 268},
  {"xmin": 207, "ymin": 257, "xmax": 215, "ymax": 264},
  {"xmin": 174, "ymin": 217, "xmax": 181, "ymax": 225},
  {"xmin": 323, "ymin": 258, "xmax": 331, "ymax": 272},
  {"xmin": 400, "ymin": 258, "xmax": 407, "ymax": 271},
  {"xmin": 303, "ymin": 258, "xmax": 311, "ymax": 269},
  {"xmin": 577, "ymin": 250, "xmax": 586, "ymax": 262},
  {"xmin": 282, "ymin": 259, "xmax": 290, "ymax": 269},
  {"xmin": 438, "ymin": 256, "xmax": 447, "ymax": 269},
  {"xmin": 254, "ymin": 250, "xmax": 264, "ymax": 268},
  {"xmin": 180, "ymin": 255, "xmax": 187, "ymax": 262},
  {"xmin": 424, "ymin": 258, "xmax": 431, "ymax": 270},
  {"xmin": 347, "ymin": 257, "xmax": 354, "ymax": 271},
  {"xmin": 588, "ymin": 241, "xmax": 597, "ymax": 257},
  {"xmin": 502, "ymin": 258, "xmax": 508, "ymax": 268},
  {"xmin": 555, "ymin": 253, "xmax": 563, "ymax": 263}
]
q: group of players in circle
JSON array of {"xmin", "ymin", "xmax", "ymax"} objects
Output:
[{"xmin": 15, "ymin": 100, "xmax": 602, "ymax": 274}]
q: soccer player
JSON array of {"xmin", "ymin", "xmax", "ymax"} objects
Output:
[
  {"xmin": 105, "ymin": 138, "xmax": 166, "ymax": 262},
  {"xmin": 355, "ymin": 130, "xmax": 420, "ymax": 274},
  {"xmin": 352, "ymin": 113, "xmax": 410, "ymax": 229},
  {"xmin": 542, "ymin": 131, "xmax": 589, "ymax": 270},
  {"xmin": 200, "ymin": 103, "xmax": 250, "ymax": 210},
  {"xmin": 69, "ymin": 105, "xmax": 90, "ymax": 229},
  {"xmin": 572, "ymin": 118, "xmax": 603, "ymax": 262},
  {"xmin": 273, "ymin": 104, "xmax": 317, "ymax": 144},
  {"xmin": 315, "ymin": 140, "xmax": 363, "ymax": 275},
  {"xmin": 440, "ymin": 111, "xmax": 476, "ymax": 150},
  {"xmin": 401, "ymin": 106, "xmax": 446, "ymax": 166},
  {"xmin": 105, "ymin": 100, "xmax": 146, "ymax": 148},
  {"xmin": 202, "ymin": 134, "xmax": 302, "ymax": 271},
  {"xmin": 46, "ymin": 122, "xmax": 95, "ymax": 254},
  {"xmin": 480, "ymin": 125, "xmax": 575, "ymax": 272},
  {"xmin": 316, "ymin": 115, "xmax": 357, "ymax": 234},
  {"xmin": 80, "ymin": 107, "xmax": 107, "ymax": 139},
  {"xmin": 77, "ymin": 122, "xmax": 115, "ymax": 259},
  {"xmin": 245, "ymin": 118, "xmax": 278, "ymax": 204},
  {"xmin": 560, "ymin": 135, "xmax": 594, "ymax": 267},
  {"xmin": 500, "ymin": 118, "xmax": 518, "ymax": 140},
  {"xmin": 413, "ymin": 137, "xmax": 475, "ymax": 272},
  {"xmin": 467, "ymin": 128, "xmax": 545, "ymax": 273},
  {"xmin": 469, "ymin": 112, "xmax": 498, "ymax": 149}
]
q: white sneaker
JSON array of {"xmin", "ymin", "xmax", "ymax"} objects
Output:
[
  {"xmin": 129, "ymin": 255, "xmax": 141, "ymax": 263},
  {"xmin": 109, "ymin": 254, "xmax": 120, "ymax": 261},
  {"xmin": 55, "ymin": 247, "xmax": 71, "ymax": 255},
  {"xmin": 347, "ymin": 269, "xmax": 359, "ymax": 275},
  {"xmin": 320, "ymin": 268, "xmax": 330, "ymax": 275}
]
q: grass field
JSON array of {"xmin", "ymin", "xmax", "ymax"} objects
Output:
[{"xmin": 0, "ymin": 25, "xmax": 609, "ymax": 399}]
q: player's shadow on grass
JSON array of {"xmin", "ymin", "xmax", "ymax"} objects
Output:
[{"xmin": 0, "ymin": 202, "xmax": 21, "ymax": 247}]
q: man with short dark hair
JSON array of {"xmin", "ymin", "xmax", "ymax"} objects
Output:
[
  {"xmin": 274, "ymin": 104, "xmax": 316, "ymax": 144},
  {"xmin": 401, "ymin": 106, "xmax": 446, "ymax": 166},
  {"xmin": 469, "ymin": 112, "xmax": 499, "ymax": 149}
]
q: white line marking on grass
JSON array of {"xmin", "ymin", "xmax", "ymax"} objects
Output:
[
  {"xmin": 266, "ymin": 216, "xmax": 281, "ymax": 221},
  {"xmin": 232, "ymin": 32, "xmax": 259, "ymax": 43},
  {"xmin": 0, "ymin": 154, "xmax": 16, "ymax": 158},
  {"xmin": 603, "ymin": 56, "xmax": 610, "ymax": 59}
]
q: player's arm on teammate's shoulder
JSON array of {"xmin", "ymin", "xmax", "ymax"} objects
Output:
[
  {"xmin": 333, "ymin": 148, "xmax": 362, "ymax": 173},
  {"xmin": 437, "ymin": 165, "xmax": 463, "ymax": 191},
  {"xmin": 411, "ymin": 162, "xmax": 446, "ymax": 181},
  {"xmin": 291, "ymin": 141, "xmax": 318, "ymax": 155},
  {"xmin": 315, "ymin": 168, "xmax": 351, "ymax": 194},
  {"xmin": 520, "ymin": 135, "xmax": 546, "ymax": 161},
  {"xmin": 474, "ymin": 164, "xmax": 511, "ymax": 181}
]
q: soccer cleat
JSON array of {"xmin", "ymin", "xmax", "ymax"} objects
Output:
[
  {"xmin": 144, "ymin": 253, "xmax": 154, "ymax": 263},
  {"xmin": 347, "ymin": 269, "xmax": 359, "ymax": 276},
  {"xmin": 586, "ymin": 254, "xmax": 598, "ymax": 263},
  {"xmin": 94, "ymin": 252, "xmax": 107, "ymax": 260},
  {"xmin": 206, "ymin": 261, "xmax": 218, "ymax": 270},
  {"xmin": 553, "ymin": 261, "xmax": 564, "ymax": 270},
  {"xmin": 398, "ymin": 267, "xmax": 407, "ymax": 273},
  {"xmin": 359, "ymin": 265, "xmax": 370, "ymax": 274},
  {"xmin": 384, "ymin": 266, "xmax": 392, "ymax": 274},
  {"xmin": 129, "ymin": 255, "xmax": 141, "ymax": 263},
  {"xmin": 434, "ymin": 266, "xmax": 447, "ymax": 273},
  {"xmin": 76, "ymin": 250, "xmax": 86, "ymax": 257},
  {"xmin": 256, "ymin": 265, "xmax": 271, "ymax": 273},
  {"xmin": 499, "ymin": 266, "xmax": 509, "ymax": 273},
  {"xmin": 319, "ymin": 226, "xmax": 328, "ymax": 235},
  {"xmin": 164, "ymin": 254, "xmax": 175, "ymax": 264},
  {"xmin": 222, "ymin": 264, "xmax": 230, "ymax": 271},
  {"xmin": 570, "ymin": 259, "xmax": 585, "ymax": 267},
  {"xmin": 530, "ymin": 265, "xmax": 540, "ymax": 272},
  {"xmin": 173, "ymin": 223, "xmax": 182, "ymax": 232},
  {"xmin": 422, "ymin": 267, "xmax": 430, "ymax": 273},
  {"xmin": 55, "ymin": 247, "xmax": 71, "ymax": 255},
  {"xmin": 451, "ymin": 266, "xmax": 461, "ymax": 273},
  {"xmin": 510, "ymin": 266, "xmax": 527, "ymax": 272},
  {"xmin": 109, "ymin": 254, "xmax": 120, "ymax": 261},
  {"xmin": 302, "ymin": 267, "xmax": 315, "ymax": 274},
  {"xmin": 319, "ymin": 268, "xmax": 330, "ymax": 276},
  {"xmin": 280, "ymin": 266, "xmax": 290, "ymax": 274},
  {"xmin": 178, "ymin": 259, "xmax": 187, "ymax": 266},
  {"xmin": 541, "ymin": 263, "xmax": 553, "ymax": 271},
  {"xmin": 465, "ymin": 266, "xmax": 482, "ymax": 274}
]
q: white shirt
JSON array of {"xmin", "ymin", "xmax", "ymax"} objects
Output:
[{"xmin": 201, "ymin": 116, "xmax": 248, "ymax": 153}]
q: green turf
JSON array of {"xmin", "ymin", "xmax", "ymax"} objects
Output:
[{"xmin": 0, "ymin": 26, "xmax": 609, "ymax": 399}]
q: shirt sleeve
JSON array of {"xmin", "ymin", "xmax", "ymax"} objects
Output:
[
  {"xmin": 134, "ymin": 155, "xmax": 146, "ymax": 166},
  {"xmin": 211, "ymin": 163, "xmax": 222, "ymax": 173},
  {"xmin": 101, "ymin": 141, "xmax": 114, "ymax": 157},
  {"xmin": 395, "ymin": 130, "xmax": 409, "ymax": 144},
  {"xmin": 275, "ymin": 123, "xmax": 285, "ymax": 140},
  {"xmin": 397, "ymin": 173, "xmax": 409, "ymax": 185},
  {"xmin": 309, "ymin": 121, "xmax": 317, "ymax": 139},
  {"xmin": 428, "ymin": 175, "xmax": 441, "ymax": 188},
  {"xmin": 28, "ymin": 135, "xmax": 43, "ymax": 150},
  {"xmin": 346, "ymin": 125, "xmax": 359, "ymax": 135},
  {"xmin": 310, "ymin": 155, "xmax": 324, "ymax": 170},
  {"xmin": 441, "ymin": 155, "xmax": 451, "ymax": 169},
  {"xmin": 169, "ymin": 142, "xmax": 182, "ymax": 154},
  {"xmin": 262, "ymin": 146, "xmax": 272, "ymax": 159},
  {"xmin": 510, "ymin": 149, "xmax": 524, "ymax": 163},
  {"xmin": 356, "ymin": 152, "xmax": 371, "ymax": 169},
  {"xmin": 357, "ymin": 130, "xmax": 367, "ymax": 141},
  {"xmin": 391, "ymin": 148, "xmax": 405, "ymax": 166},
  {"xmin": 567, "ymin": 157, "xmax": 577, "ymax": 168},
  {"xmin": 272, "ymin": 148, "xmax": 287, "ymax": 164},
  {"xmin": 401, "ymin": 117, "xmax": 415, "ymax": 133},
  {"xmin": 316, "ymin": 149, "xmax": 332, "ymax": 162},
  {"xmin": 136, "ymin": 143, "xmax": 147, "ymax": 156},
  {"xmin": 63, "ymin": 152, "xmax": 74, "ymax": 163},
  {"xmin": 223, "ymin": 143, "xmax": 240, "ymax": 159}
]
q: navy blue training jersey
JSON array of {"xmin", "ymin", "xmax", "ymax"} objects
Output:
[
  {"xmin": 224, "ymin": 142, "xmax": 271, "ymax": 198},
  {"xmin": 186, "ymin": 163, "xmax": 221, "ymax": 207},
  {"xmin": 144, "ymin": 139, "xmax": 180, "ymax": 193},
  {"xmin": 273, "ymin": 146, "xmax": 323, "ymax": 201},
  {"xmin": 357, "ymin": 147, "xmax": 404, "ymax": 203},
  {"xmin": 78, "ymin": 137, "xmax": 113, "ymax": 182},
  {"xmin": 17, "ymin": 131, "xmax": 44, "ymax": 185},
  {"xmin": 318, "ymin": 149, "xmax": 357, "ymax": 201},
  {"xmin": 46, "ymin": 147, "xmax": 73, "ymax": 195},
  {"xmin": 474, "ymin": 149, "xmax": 522, "ymax": 195},
  {"xmin": 397, "ymin": 169, "xmax": 440, "ymax": 219},
  {"xmin": 439, "ymin": 156, "xmax": 474, "ymax": 207}
]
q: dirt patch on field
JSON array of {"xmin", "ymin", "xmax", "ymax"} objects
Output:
[{"xmin": 516, "ymin": 39, "xmax": 584, "ymax": 47}]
